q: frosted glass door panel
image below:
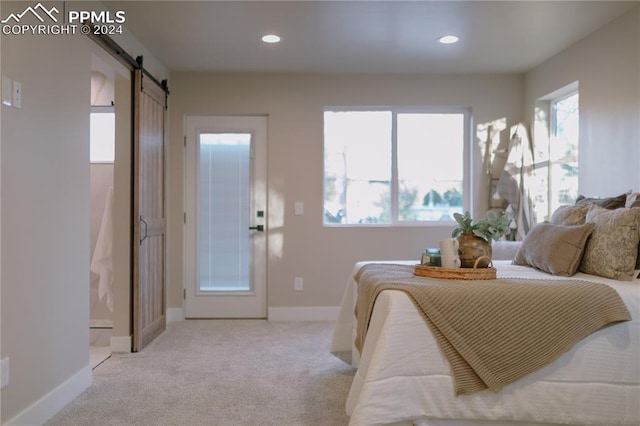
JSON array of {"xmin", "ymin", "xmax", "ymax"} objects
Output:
[{"xmin": 198, "ymin": 133, "xmax": 251, "ymax": 292}]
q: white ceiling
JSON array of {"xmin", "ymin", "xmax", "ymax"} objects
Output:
[{"xmin": 106, "ymin": 1, "xmax": 638, "ymax": 74}]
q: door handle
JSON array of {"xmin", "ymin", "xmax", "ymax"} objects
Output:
[
  {"xmin": 140, "ymin": 216, "xmax": 148, "ymax": 245},
  {"xmin": 249, "ymin": 225, "xmax": 264, "ymax": 232}
]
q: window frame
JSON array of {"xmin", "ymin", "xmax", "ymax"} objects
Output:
[
  {"xmin": 532, "ymin": 82, "xmax": 579, "ymax": 222},
  {"xmin": 323, "ymin": 105, "xmax": 472, "ymax": 227}
]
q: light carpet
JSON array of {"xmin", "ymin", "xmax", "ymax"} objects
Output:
[{"xmin": 46, "ymin": 320, "xmax": 354, "ymax": 426}]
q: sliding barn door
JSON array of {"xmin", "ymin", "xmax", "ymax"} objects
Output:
[{"xmin": 132, "ymin": 69, "xmax": 167, "ymax": 351}]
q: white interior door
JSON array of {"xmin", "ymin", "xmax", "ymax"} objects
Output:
[{"xmin": 185, "ymin": 116, "xmax": 267, "ymax": 318}]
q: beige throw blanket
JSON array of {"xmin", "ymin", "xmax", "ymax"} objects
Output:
[{"xmin": 355, "ymin": 263, "xmax": 631, "ymax": 395}]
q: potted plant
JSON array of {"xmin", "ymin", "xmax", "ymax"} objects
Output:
[{"xmin": 451, "ymin": 210, "xmax": 510, "ymax": 268}]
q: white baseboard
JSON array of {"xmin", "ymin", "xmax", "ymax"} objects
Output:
[
  {"xmin": 268, "ymin": 306, "xmax": 339, "ymax": 321},
  {"xmin": 110, "ymin": 335, "xmax": 131, "ymax": 353},
  {"xmin": 163, "ymin": 306, "xmax": 339, "ymax": 322},
  {"xmin": 6, "ymin": 365, "xmax": 91, "ymax": 425},
  {"xmin": 166, "ymin": 307, "xmax": 185, "ymax": 323}
]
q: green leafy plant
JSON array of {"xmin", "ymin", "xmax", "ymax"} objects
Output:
[{"xmin": 451, "ymin": 210, "xmax": 510, "ymax": 242}]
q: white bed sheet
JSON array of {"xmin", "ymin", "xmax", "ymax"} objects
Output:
[{"xmin": 331, "ymin": 261, "xmax": 640, "ymax": 426}]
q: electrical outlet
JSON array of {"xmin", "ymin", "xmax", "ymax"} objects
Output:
[
  {"xmin": 294, "ymin": 277, "xmax": 303, "ymax": 291},
  {"xmin": 1, "ymin": 358, "xmax": 9, "ymax": 389}
]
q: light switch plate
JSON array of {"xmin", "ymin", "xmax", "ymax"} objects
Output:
[
  {"xmin": 12, "ymin": 81, "xmax": 22, "ymax": 108},
  {"xmin": 294, "ymin": 201, "xmax": 304, "ymax": 215},
  {"xmin": 2, "ymin": 76, "xmax": 12, "ymax": 107}
]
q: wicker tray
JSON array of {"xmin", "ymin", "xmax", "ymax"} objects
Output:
[{"xmin": 414, "ymin": 256, "xmax": 496, "ymax": 280}]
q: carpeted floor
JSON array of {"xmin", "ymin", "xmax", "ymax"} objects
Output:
[{"xmin": 46, "ymin": 320, "xmax": 355, "ymax": 426}]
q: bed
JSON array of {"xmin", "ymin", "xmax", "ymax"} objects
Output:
[{"xmin": 331, "ymin": 260, "xmax": 640, "ymax": 426}]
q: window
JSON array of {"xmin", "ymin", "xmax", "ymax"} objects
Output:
[
  {"xmin": 324, "ymin": 108, "xmax": 470, "ymax": 225},
  {"xmin": 90, "ymin": 106, "xmax": 115, "ymax": 163},
  {"xmin": 198, "ymin": 133, "xmax": 251, "ymax": 291},
  {"xmin": 532, "ymin": 87, "xmax": 579, "ymax": 222}
]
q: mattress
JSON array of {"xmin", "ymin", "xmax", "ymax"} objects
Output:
[{"xmin": 331, "ymin": 261, "xmax": 640, "ymax": 425}]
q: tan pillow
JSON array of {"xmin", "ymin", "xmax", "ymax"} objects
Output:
[
  {"xmin": 579, "ymin": 205, "xmax": 640, "ymax": 280},
  {"xmin": 575, "ymin": 193, "xmax": 627, "ymax": 209},
  {"xmin": 492, "ymin": 241, "xmax": 522, "ymax": 261},
  {"xmin": 513, "ymin": 222, "xmax": 596, "ymax": 276},
  {"xmin": 549, "ymin": 204, "xmax": 591, "ymax": 226}
]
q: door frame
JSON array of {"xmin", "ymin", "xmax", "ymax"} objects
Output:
[{"xmin": 183, "ymin": 115, "xmax": 268, "ymax": 318}]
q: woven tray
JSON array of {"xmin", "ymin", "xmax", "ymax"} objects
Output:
[{"xmin": 414, "ymin": 256, "xmax": 496, "ymax": 280}]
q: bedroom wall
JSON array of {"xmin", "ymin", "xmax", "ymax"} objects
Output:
[
  {"xmin": 524, "ymin": 5, "xmax": 640, "ymax": 196},
  {"xmin": 168, "ymin": 73, "xmax": 524, "ymax": 313},
  {"xmin": 1, "ymin": 14, "xmax": 93, "ymax": 424},
  {"xmin": 0, "ymin": 1, "xmax": 169, "ymax": 423}
]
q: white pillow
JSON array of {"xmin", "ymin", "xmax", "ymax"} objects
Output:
[{"xmin": 627, "ymin": 192, "xmax": 640, "ymax": 208}]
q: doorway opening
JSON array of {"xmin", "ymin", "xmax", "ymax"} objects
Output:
[
  {"xmin": 88, "ymin": 51, "xmax": 133, "ymax": 363},
  {"xmin": 89, "ymin": 58, "xmax": 115, "ymax": 368}
]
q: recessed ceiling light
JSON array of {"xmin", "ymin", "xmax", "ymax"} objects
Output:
[
  {"xmin": 262, "ymin": 34, "xmax": 281, "ymax": 43},
  {"xmin": 438, "ymin": 35, "xmax": 459, "ymax": 44}
]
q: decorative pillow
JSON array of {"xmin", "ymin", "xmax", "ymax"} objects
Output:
[
  {"xmin": 575, "ymin": 193, "xmax": 627, "ymax": 209},
  {"xmin": 549, "ymin": 204, "xmax": 591, "ymax": 226},
  {"xmin": 513, "ymin": 222, "xmax": 596, "ymax": 276},
  {"xmin": 579, "ymin": 205, "xmax": 640, "ymax": 280}
]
